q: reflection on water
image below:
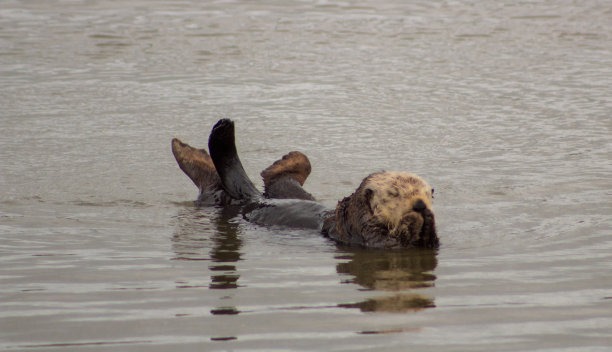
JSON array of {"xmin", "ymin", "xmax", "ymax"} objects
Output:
[
  {"xmin": 173, "ymin": 205, "xmax": 243, "ymax": 329},
  {"xmin": 173, "ymin": 204, "xmax": 437, "ymax": 316},
  {"xmin": 172, "ymin": 205, "xmax": 242, "ymax": 259},
  {"xmin": 342, "ymin": 294, "xmax": 434, "ymax": 313},
  {"xmin": 210, "ymin": 307, "xmax": 241, "ymax": 316},
  {"xmin": 207, "ymin": 207, "xmax": 243, "ymax": 291},
  {"xmin": 336, "ymin": 248, "xmax": 437, "ymax": 313}
]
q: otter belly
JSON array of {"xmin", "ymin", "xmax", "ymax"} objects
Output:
[{"xmin": 243, "ymin": 199, "xmax": 331, "ymax": 230}]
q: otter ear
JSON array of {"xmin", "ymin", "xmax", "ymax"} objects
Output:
[{"xmin": 364, "ymin": 188, "xmax": 374, "ymax": 213}]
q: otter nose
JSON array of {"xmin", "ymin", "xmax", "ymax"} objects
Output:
[{"xmin": 413, "ymin": 199, "xmax": 427, "ymax": 213}]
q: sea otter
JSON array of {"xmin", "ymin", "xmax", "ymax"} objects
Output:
[{"xmin": 172, "ymin": 119, "xmax": 438, "ymax": 249}]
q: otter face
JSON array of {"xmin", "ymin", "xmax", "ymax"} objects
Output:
[
  {"xmin": 364, "ymin": 172, "xmax": 433, "ymax": 235},
  {"xmin": 332, "ymin": 172, "xmax": 438, "ymax": 249}
]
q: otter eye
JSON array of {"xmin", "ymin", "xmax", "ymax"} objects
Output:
[{"xmin": 431, "ymin": 188, "xmax": 435, "ymax": 199}]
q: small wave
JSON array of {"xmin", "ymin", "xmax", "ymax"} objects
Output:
[
  {"xmin": 18, "ymin": 340, "xmax": 151, "ymax": 349},
  {"xmin": 71, "ymin": 199, "xmax": 151, "ymax": 208}
]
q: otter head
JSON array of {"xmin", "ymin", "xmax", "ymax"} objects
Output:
[{"xmin": 333, "ymin": 172, "xmax": 438, "ymax": 249}]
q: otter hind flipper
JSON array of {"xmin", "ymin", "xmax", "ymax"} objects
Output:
[
  {"xmin": 261, "ymin": 151, "xmax": 312, "ymax": 186},
  {"xmin": 261, "ymin": 151, "xmax": 315, "ymax": 201},
  {"xmin": 171, "ymin": 138, "xmax": 221, "ymax": 192},
  {"xmin": 208, "ymin": 119, "xmax": 261, "ymax": 201}
]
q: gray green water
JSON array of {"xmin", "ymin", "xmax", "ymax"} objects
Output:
[{"xmin": 1, "ymin": 1, "xmax": 611, "ymax": 351}]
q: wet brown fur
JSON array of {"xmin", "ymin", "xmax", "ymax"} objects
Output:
[{"xmin": 324, "ymin": 172, "xmax": 438, "ymax": 249}]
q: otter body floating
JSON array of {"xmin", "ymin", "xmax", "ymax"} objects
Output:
[{"xmin": 172, "ymin": 119, "xmax": 438, "ymax": 249}]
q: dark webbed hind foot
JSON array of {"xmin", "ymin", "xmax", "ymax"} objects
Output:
[
  {"xmin": 261, "ymin": 151, "xmax": 315, "ymax": 201},
  {"xmin": 208, "ymin": 119, "xmax": 261, "ymax": 201}
]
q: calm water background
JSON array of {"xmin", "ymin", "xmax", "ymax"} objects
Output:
[{"xmin": 1, "ymin": 0, "xmax": 611, "ymax": 351}]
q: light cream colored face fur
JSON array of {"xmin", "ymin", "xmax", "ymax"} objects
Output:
[{"xmin": 364, "ymin": 172, "xmax": 433, "ymax": 236}]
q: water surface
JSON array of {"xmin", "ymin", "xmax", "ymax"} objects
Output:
[{"xmin": 1, "ymin": 0, "xmax": 611, "ymax": 351}]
